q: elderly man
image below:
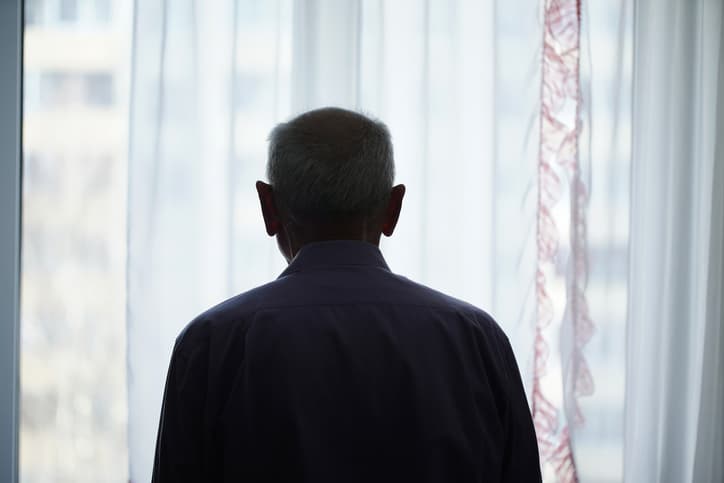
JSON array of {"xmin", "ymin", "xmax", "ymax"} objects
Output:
[{"xmin": 153, "ymin": 107, "xmax": 541, "ymax": 482}]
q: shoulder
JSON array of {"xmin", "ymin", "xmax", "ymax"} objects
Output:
[
  {"xmin": 173, "ymin": 278, "xmax": 291, "ymax": 355},
  {"xmin": 388, "ymin": 273, "xmax": 508, "ymax": 339}
]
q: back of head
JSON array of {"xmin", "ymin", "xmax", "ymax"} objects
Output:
[{"xmin": 267, "ymin": 107, "xmax": 395, "ymax": 223}]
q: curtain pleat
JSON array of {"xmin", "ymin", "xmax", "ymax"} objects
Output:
[{"xmin": 625, "ymin": 0, "xmax": 724, "ymax": 481}]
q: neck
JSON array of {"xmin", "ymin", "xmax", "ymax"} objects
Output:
[{"xmin": 281, "ymin": 218, "xmax": 382, "ymax": 261}]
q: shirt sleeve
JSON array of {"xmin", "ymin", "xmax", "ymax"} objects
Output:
[
  {"xmin": 499, "ymin": 335, "xmax": 542, "ymax": 483},
  {"xmin": 152, "ymin": 334, "xmax": 209, "ymax": 483}
]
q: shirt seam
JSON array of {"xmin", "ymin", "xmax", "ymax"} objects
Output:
[
  {"xmin": 248, "ymin": 300, "xmax": 482, "ymax": 313},
  {"xmin": 279, "ymin": 264, "xmax": 391, "ymax": 277}
]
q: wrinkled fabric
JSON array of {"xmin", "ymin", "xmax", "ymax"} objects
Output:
[{"xmin": 153, "ymin": 240, "xmax": 540, "ymax": 482}]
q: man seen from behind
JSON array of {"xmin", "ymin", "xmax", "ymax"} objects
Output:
[{"xmin": 152, "ymin": 107, "xmax": 542, "ymax": 482}]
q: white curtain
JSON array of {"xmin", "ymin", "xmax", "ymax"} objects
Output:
[
  {"xmin": 625, "ymin": 0, "xmax": 724, "ymax": 481},
  {"xmin": 127, "ymin": 1, "xmax": 293, "ymax": 478},
  {"xmin": 127, "ymin": 1, "xmax": 633, "ymax": 481}
]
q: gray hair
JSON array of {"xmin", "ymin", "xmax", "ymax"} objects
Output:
[{"xmin": 266, "ymin": 107, "xmax": 395, "ymax": 221}]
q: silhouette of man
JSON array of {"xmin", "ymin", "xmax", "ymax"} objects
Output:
[{"xmin": 152, "ymin": 107, "xmax": 541, "ymax": 482}]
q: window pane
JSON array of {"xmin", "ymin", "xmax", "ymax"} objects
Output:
[
  {"xmin": 20, "ymin": 0, "xmax": 132, "ymax": 481},
  {"xmin": 84, "ymin": 73, "xmax": 114, "ymax": 107},
  {"xmin": 25, "ymin": 0, "xmax": 44, "ymax": 26},
  {"xmin": 59, "ymin": 0, "xmax": 78, "ymax": 23},
  {"xmin": 95, "ymin": 0, "xmax": 112, "ymax": 24},
  {"xmin": 38, "ymin": 71, "xmax": 72, "ymax": 107}
]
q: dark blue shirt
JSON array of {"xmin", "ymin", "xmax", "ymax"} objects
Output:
[{"xmin": 153, "ymin": 240, "xmax": 541, "ymax": 482}]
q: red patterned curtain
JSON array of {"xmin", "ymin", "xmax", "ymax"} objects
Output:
[{"xmin": 533, "ymin": 0, "xmax": 594, "ymax": 480}]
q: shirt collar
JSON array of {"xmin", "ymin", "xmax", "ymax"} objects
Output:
[{"xmin": 278, "ymin": 240, "xmax": 390, "ymax": 277}]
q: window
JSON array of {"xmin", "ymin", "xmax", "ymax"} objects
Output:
[
  {"xmin": 25, "ymin": 0, "xmax": 44, "ymax": 26},
  {"xmin": 19, "ymin": 1, "xmax": 631, "ymax": 481},
  {"xmin": 95, "ymin": 0, "xmax": 111, "ymax": 24},
  {"xmin": 59, "ymin": 0, "xmax": 78, "ymax": 23},
  {"xmin": 20, "ymin": 0, "xmax": 131, "ymax": 480},
  {"xmin": 39, "ymin": 71, "xmax": 72, "ymax": 107},
  {"xmin": 84, "ymin": 73, "xmax": 114, "ymax": 106}
]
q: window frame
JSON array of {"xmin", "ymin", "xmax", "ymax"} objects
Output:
[{"xmin": 0, "ymin": 0, "xmax": 22, "ymax": 481}]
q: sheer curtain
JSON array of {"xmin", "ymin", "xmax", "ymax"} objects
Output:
[
  {"xmin": 127, "ymin": 1, "xmax": 292, "ymax": 478},
  {"xmin": 625, "ymin": 0, "xmax": 724, "ymax": 481},
  {"xmin": 127, "ymin": 1, "xmax": 632, "ymax": 481}
]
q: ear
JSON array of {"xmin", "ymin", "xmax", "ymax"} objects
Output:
[
  {"xmin": 381, "ymin": 184, "xmax": 405, "ymax": 237},
  {"xmin": 256, "ymin": 181, "xmax": 281, "ymax": 236}
]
